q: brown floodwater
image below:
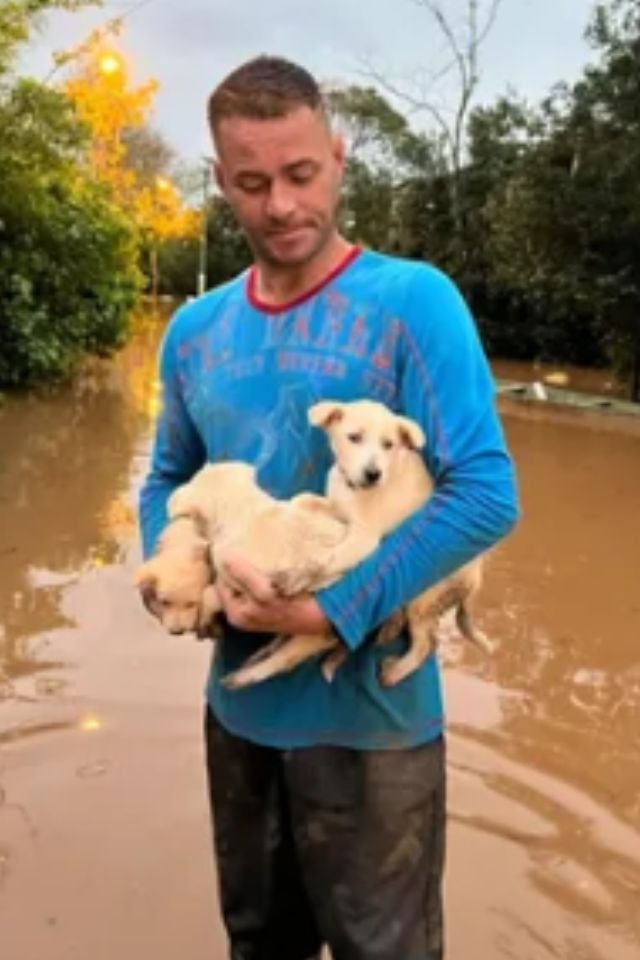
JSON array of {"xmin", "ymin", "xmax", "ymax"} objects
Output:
[{"xmin": 1, "ymin": 316, "xmax": 639, "ymax": 960}]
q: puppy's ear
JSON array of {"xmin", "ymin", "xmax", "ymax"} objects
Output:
[
  {"xmin": 133, "ymin": 562, "xmax": 161, "ymax": 616},
  {"xmin": 133, "ymin": 560, "xmax": 158, "ymax": 590},
  {"xmin": 167, "ymin": 486, "xmax": 204, "ymax": 522},
  {"xmin": 190, "ymin": 538, "xmax": 210, "ymax": 563},
  {"xmin": 396, "ymin": 416, "xmax": 426, "ymax": 450},
  {"xmin": 308, "ymin": 401, "xmax": 345, "ymax": 429}
]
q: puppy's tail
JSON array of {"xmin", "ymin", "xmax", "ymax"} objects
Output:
[{"xmin": 455, "ymin": 600, "xmax": 495, "ymax": 654}]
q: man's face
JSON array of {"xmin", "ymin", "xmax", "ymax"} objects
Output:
[{"xmin": 214, "ymin": 106, "xmax": 345, "ymax": 268}]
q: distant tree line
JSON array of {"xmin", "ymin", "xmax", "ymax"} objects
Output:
[
  {"xmin": 163, "ymin": 0, "xmax": 640, "ymax": 400},
  {"xmin": 2, "ymin": 0, "xmax": 639, "ymax": 400}
]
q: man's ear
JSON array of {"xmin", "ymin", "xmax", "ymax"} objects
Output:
[
  {"xmin": 213, "ymin": 158, "xmax": 226, "ymax": 196},
  {"xmin": 331, "ymin": 131, "xmax": 346, "ymax": 176},
  {"xmin": 308, "ymin": 401, "xmax": 345, "ymax": 429},
  {"xmin": 396, "ymin": 415, "xmax": 426, "ymax": 450}
]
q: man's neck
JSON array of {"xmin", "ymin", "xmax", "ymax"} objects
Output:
[{"xmin": 252, "ymin": 233, "xmax": 353, "ymax": 307}]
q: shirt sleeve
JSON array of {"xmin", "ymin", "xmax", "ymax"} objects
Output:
[
  {"xmin": 138, "ymin": 315, "xmax": 207, "ymax": 558},
  {"xmin": 315, "ymin": 264, "xmax": 521, "ymax": 650}
]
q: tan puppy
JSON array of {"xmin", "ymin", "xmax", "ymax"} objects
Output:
[
  {"xmin": 134, "ymin": 462, "xmax": 379, "ymax": 661},
  {"xmin": 167, "ymin": 461, "xmax": 378, "ymax": 591},
  {"xmin": 311, "ymin": 399, "xmax": 493, "ymax": 686}
]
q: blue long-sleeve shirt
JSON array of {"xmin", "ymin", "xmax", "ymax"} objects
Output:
[{"xmin": 138, "ymin": 248, "xmax": 520, "ymax": 749}]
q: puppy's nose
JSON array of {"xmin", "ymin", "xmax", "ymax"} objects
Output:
[{"xmin": 363, "ymin": 466, "xmax": 381, "ymax": 486}]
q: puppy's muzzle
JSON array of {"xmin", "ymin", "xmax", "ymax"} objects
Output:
[{"xmin": 361, "ymin": 466, "xmax": 382, "ymax": 488}]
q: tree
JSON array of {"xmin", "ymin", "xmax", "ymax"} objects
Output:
[
  {"xmin": 324, "ymin": 83, "xmax": 438, "ymax": 251},
  {"xmin": 158, "ymin": 196, "xmax": 251, "ymax": 297},
  {"xmin": 0, "ymin": 0, "xmax": 141, "ymax": 389},
  {"xmin": 479, "ymin": 0, "xmax": 640, "ymax": 395},
  {"xmin": 59, "ymin": 32, "xmax": 199, "ymax": 300},
  {"xmin": 362, "ymin": 0, "xmax": 504, "ymax": 257}
]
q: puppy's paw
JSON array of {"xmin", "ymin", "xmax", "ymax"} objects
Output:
[
  {"xmin": 375, "ymin": 610, "xmax": 407, "ymax": 646},
  {"xmin": 379, "ymin": 650, "xmax": 435, "ymax": 687},
  {"xmin": 320, "ymin": 648, "xmax": 348, "ymax": 683},
  {"xmin": 271, "ymin": 563, "xmax": 322, "ymax": 597},
  {"xmin": 195, "ymin": 584, "xmax": 223, "ymax": 639}
]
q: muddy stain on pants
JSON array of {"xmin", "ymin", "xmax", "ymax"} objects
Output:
[{"xmin": 205, "ymin": 707, "xmax": 446, "ymax": 960}]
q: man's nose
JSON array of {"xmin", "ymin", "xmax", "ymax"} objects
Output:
[{"xmin": 265, "ymin": 181, "xmax": 296, "ymax": 220}]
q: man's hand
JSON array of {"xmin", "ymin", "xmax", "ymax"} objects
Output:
[{"xmin": 217, "ymin": 552, "xmax": 331, "ymax": 635}]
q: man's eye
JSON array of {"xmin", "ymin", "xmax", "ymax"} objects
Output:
[
  {"xmin": 288, "ymin": 163, "xmax": 316, "ymax": 185},
  {"xmin": 290, "ymin": 169, "xmax": 314, "ymax": 185},
  {"xmin": 347, "ymin": 432, "xmax": 363, "ymax": 443},
  {"xmin": 237, "ymin": 178, "xmax": 266, "ymax": 194}
]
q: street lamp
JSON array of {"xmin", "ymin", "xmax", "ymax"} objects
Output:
[
  {"xmin": 98, "ymin": 51, "xmax": 123, "ymax": 77},
  {"xmin": 197, "ymin": 156, "xmax": 216, "ymax": 296}
]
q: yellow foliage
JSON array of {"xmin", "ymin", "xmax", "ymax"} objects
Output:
[
  {"xmin": 59, "ymin": 26, "xmax": 198, "ymax": 245},
  {"xmin": 132, "ymin": 179, "xmax": 200, "ymax": 242}
]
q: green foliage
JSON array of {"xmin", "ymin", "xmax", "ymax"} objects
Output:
[
  {"xmin": 320, "ymin": 2, "xmax": 640, "ymax": 399},
  {"xmin": 0, "ymin": 0, "xmax": 96, "ymax": 76},
  {"xmin": 0, "ymin": 14, "xmax": 141, "ymax": 390},
  {"xmin": 157, "ymin": 197, "xmax": 251, "ymax": 297},
  {"xmin": 2, "ymin": 0, "xmax": 640, "ymax": 399}
]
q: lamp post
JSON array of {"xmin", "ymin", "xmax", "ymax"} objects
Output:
[
  {"xmin": 98, "ymin": 51, "xmax": 123, "ymax": 77},
  {"xmin": 150, "ymin": 175, "xmax": 172, "ymax": 309},
  {"xmin": 198, "ymin": 156, "xmax": 213, "ymax": 296}
]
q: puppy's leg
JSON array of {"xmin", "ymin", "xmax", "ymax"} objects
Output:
[
  {"xmin": 375, "ymin": 609, "xmax": 408, "ymax": 646},
  {"xmin": 196, "ymin": 583, "xmax": 224, "ymax": 639},
  {"xmin": 455, "ymin": 600, "xmax": 495, "ymax": 654},
  {"xmin": 222, "ymin": 633, "xmax": 340, "ymax": 689},
  {"xmin": 289, "ymin": 493, "xmax": 346, "ymax": 520},
  {"xmin": 320, "ymin": 647, "xmax": 348, "ymax": 683},
  {"xmin": 271, "ymin": 561, "xmax": 326, "ymax": 598},
  {"xmin": 241, "ymin": 635, "xmax": 290, "ymax": 666},
  {"xmin": 380, "ymin": 601, "xmax": 439, "ymax": 687}
]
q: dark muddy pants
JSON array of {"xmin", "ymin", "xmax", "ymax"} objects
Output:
[{"xmin": 204, "ymin": 707, "xmax": 446, "ymax": 960}]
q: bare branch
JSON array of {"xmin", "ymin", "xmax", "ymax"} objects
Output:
[
  {"xmin": 354, "ymin": 55, "xmax": 454, "ymax": 151},
  {"xmin": 356, "ymin": 0, "xmax": 505, "ymax": 195},
  {"xmin": 477, "ymin": 0, "xmax": 504, "ymax": 47},
  {"xmin": 412, "ymin": 0, "xmax": 469, "ymax": 88}
]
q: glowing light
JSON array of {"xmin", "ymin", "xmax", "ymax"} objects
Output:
[
  {"xmin": 98, "ymin": 52, "xmax": 122, "ymax": 76},
  {"xmin": 80, "ymin": 715, "xmax": 103, "ymax": 732}
]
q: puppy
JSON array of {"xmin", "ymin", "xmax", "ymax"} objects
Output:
[
  {"xmin": 167, "ymin": 461, "xmax": 378, "ymax": 591},
  {"xmin": 311, "ymin": 399, "xmax": 493, "ymax": 686},
  {"xmin": 134, "ymin": 462, "xmax": 379, "ymax": 666}
]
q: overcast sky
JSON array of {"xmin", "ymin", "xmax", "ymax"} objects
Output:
[{"xmin": 22, "ymin": 0, "xmax": 597, "ymax": 164}]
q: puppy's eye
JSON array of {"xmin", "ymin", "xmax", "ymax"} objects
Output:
[
  {"xmin": 159, "ymin": 598, "xmax": 171, "ymax": 608},
  {"xmin": 347, "ymin": 432, "xmax": 363, "ymax": 443},
  {"xmin": 381, "ymin": 439, "xmax": 394, "ymax": 450}
]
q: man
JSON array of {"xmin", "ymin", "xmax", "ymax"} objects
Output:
[{"xmin": 138, "ymin": 55, "xmax": 519, "ymax": 960}]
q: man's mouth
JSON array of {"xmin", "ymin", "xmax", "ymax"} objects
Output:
[{"xmin": 267, "ymin": 225, "xmax": 311, "ymax": 239}]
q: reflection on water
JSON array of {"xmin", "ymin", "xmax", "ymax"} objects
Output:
[
  {"xmin": 0, "ymin": 314, "xmax": 163, "ymax": 702},
  {"xmin": 0, "ymin": 321, "xmax": 639, "ymax": 957},
  {"xmin": 493, "ymin": 357, "xmax": 628, "ymax": 399}
]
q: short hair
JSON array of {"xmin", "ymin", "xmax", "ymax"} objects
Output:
[{"xmin": 207, "ymin": 55, "xmax": 325, "ymax": 139}]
